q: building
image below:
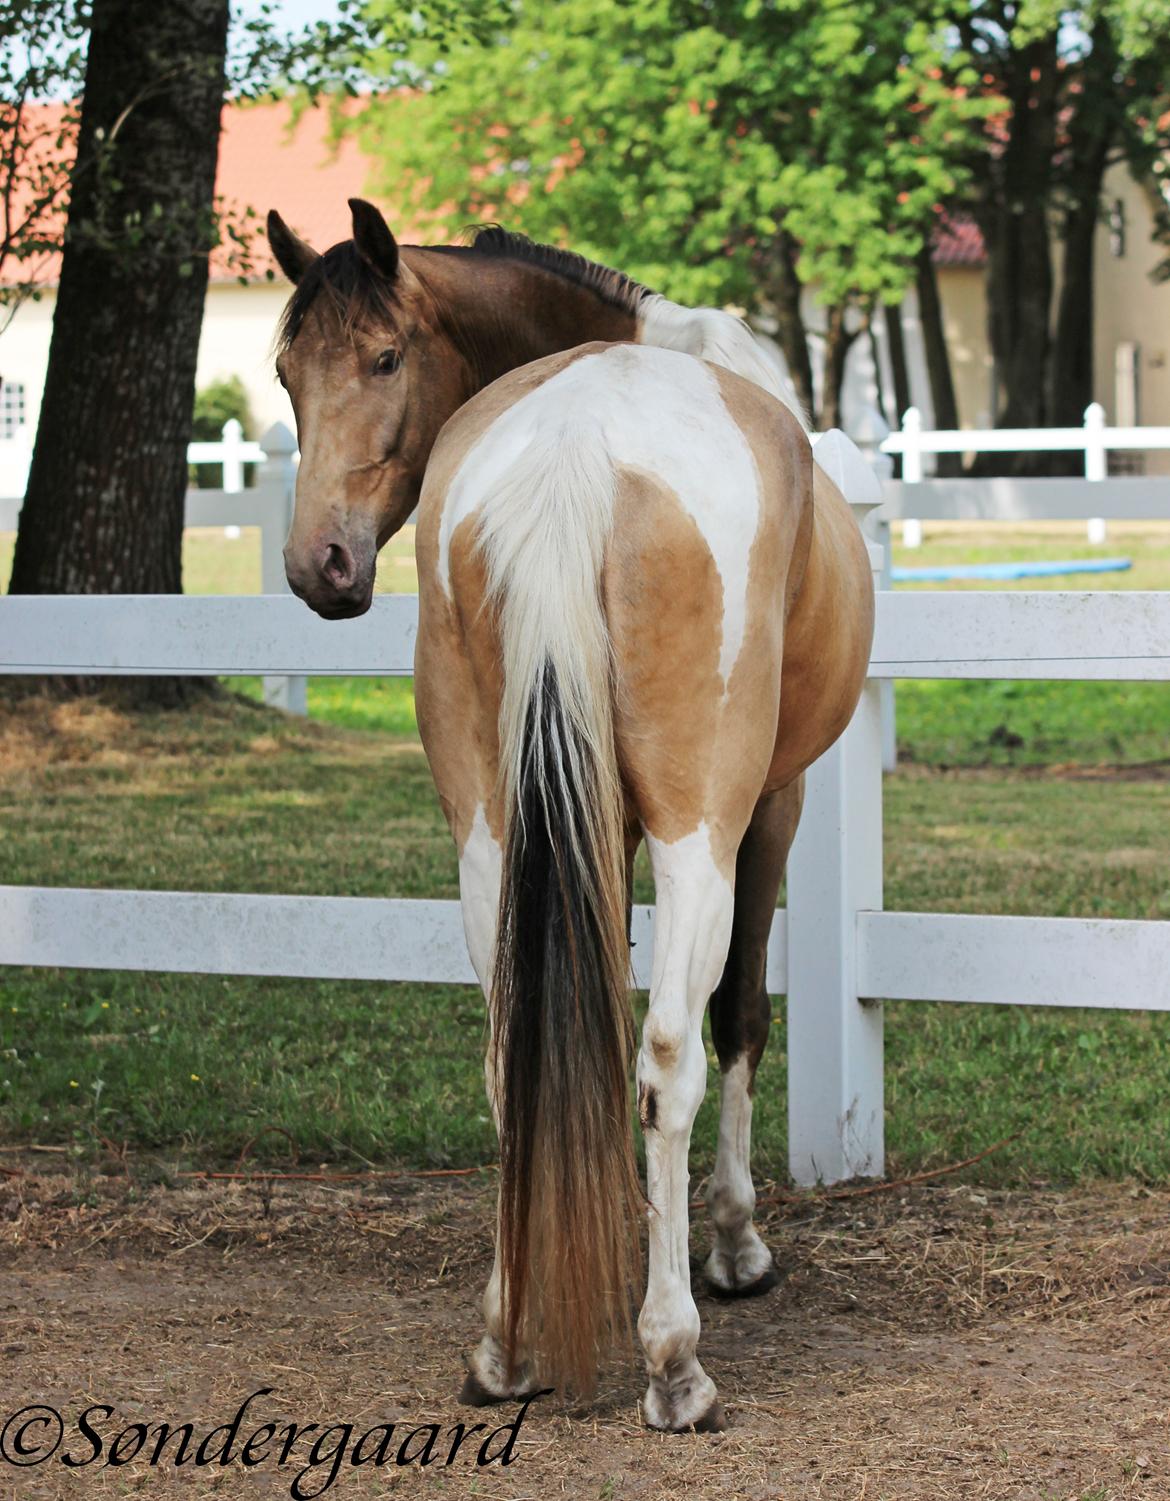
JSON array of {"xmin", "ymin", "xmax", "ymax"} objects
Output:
[
  {"xmin": 4, "ymin": 97, "xmax": 1166, "ymax": 493},
  {"xmin": 1, "ymin": 100, "xmax": 387, "ymax": 491}
]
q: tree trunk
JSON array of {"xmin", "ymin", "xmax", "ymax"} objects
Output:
[
  {"xmin": 868, "ymin": 316, "xmax": 889, "ymax": 427},
  {"xmin": 819, "ymin": 303, "xmax": 859, "ymax": 433},
  {"xmin": 914, "ymin": 246, "xmax": 961, "ymax": 476},
  {"xmin": 8, "ymin": 0, "xmax": 229, "ymax": 705},
  {"xmin": 1048, "ymin": 23, "xmax": 1116, "ymax": 444},
  {"xmin": 972, "ymin": 33, "xmax": 1060, "ymax": 473},
  {"xmin": 884, "ymin": 300, "xmax": 912, "ymax": 423},
  {"xmin": 761, "ymin": 229, "xmax": 815, "ymax": 421}
]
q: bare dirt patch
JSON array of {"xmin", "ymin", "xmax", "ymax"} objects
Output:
[{"xmin": 1, "ymin": 1163, "xmax": 1168, "ymax": 1500}]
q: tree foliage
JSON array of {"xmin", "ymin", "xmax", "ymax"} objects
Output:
[
  {"xmin": 356, "ymin": 0, "xmax": 994, "ymax": 422},
  {"xmin": 0, "ymin": 0, "xmax": 494, "ymax": 329},
  {"xmin": 950, "ymin": 1, "xmax": 1170, "ymax": 443}
]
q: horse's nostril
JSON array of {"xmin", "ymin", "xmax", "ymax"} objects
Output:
[{"xmin": 321, "ymin": 542, "xmax": 355, "ymax": 590}]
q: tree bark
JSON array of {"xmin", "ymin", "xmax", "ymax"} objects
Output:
[
  {"xmin": 761, "ymin": 229, "xmax": 815, "ymax": 421},
  {"xmin": 819, "ymin": 303, "xmax": 859, "ymax": 433},
  {"xmin": 1048, "ymin": 22, "xmax": 1116, "ymax": 443},
  {"xmin": 914, "ymin": 245, "xmax": 961, "ymax": 476},
  {"xmin": 8, "ymin": 0, "xmax": 230, "ymax": 705},
  {"xmin": 971, "ymin": 33, "xmax": 1060, "ymax": 472}
]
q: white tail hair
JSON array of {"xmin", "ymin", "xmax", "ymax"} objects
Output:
[
  {"xmin": 638, "ymin": 292, "xmax": 810, "ymax": 432},
  {"xmin": 475, "ymin": 413, "xmax": 619, "ymax": 859}
]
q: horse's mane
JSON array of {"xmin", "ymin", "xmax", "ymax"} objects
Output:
[
  {"xmin": 276, "ymin": 227, "xmax": 650, "ymax": 353},
  {"xmin": 275, "ymin": 241, "xmax": 400, "ymax": 354},
  {"xmin": 459, "ymin": 226, "xmax": 651, "ymax": 318}
]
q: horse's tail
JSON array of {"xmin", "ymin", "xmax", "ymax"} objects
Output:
[{"xmin": 477, "ymin": 414, "xmax": 640, "ymax": 1393}]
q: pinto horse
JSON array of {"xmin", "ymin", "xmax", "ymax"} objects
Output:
[{"xmin": 269, "ymin": 201, "xmax": 873, "ymax": 1430}]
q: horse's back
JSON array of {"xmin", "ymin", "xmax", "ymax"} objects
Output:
[{"xmin": 415, "ymin": 339, "xmax": 860, "ymax": 866}]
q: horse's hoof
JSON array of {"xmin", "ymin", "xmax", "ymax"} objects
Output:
[
  {"xmin": 690, "ymin": 1399, "xmax": 728, "ymax": 1434},
  {"xmin": 459, "ymin": 1370, "xmax": 513, "ymax": 1407},
  {"xmin": 707, "ymin": 1264, "xmax": 779, "ymax": 1300},
  {"xmin": 643, "ymin": 1366, "xmax": 723, "ymax": 1433}
]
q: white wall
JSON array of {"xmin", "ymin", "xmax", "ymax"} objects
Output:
[
  {"xmin": 197, "ymin": 281, "xmax": 297, "ymax": 434},
  {"xmin": 0, "ymin": 279, "xmax": 296, "ymax": 482}
]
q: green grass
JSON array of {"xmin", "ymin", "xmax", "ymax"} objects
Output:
[
  {"xmin": 2, "ymin": 520, "xmax": 1169, "ymax": 1183},
  {"xmin": 5, "ymin": 521, "xmax": 1170, "ymax": 768},
  {"xmin": 888, "ymin": 523, "xmax": 1170, "ymax": 766},
  {"xmin": 2, "ymin": 692, "xmax": 1170, "ymax": 1184}
]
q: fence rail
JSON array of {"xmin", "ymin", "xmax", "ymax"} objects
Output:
[
  {"xmin": 878, "ymin": 475, "xmax": 1170, "ymax": 523},
  {"xmin": 3, "ymin": 583, "xmax": 1168, "ymax": 1186},
  {"xmin": 6, "ymin": 590, "xmax": 1168, "ymax": 680},
  {"xmin": 880, "ymin": 402, "xmax": 1170, "ymax": 481},
  {"xmin": 875, "ymin": 403, "xmax": 1170, "ymax": 547}
]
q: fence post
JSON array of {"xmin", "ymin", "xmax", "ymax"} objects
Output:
[
  {"xmin": 257, "ymin": 422, "xmax": 307, "ymax": 716},
  {"xmin": 786, "ymin": 476, "xmax": 885, "ymax": 1186},
  {"xmin": 221, "ymin": 418, "xmax": 245, "ymax": 495},
  {"xmin": 876, "ymin": 515, "xmax": 897, "ymax": 773},
  {"xmin": 1084, "ymin": 401, "xmax": 1107, "ymax": 544},
  {"xmin": 900, "ymin": 407, "xmax": 923, "ymax": 547}
]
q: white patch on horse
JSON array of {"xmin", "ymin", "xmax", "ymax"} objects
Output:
[
  {"xmin": 637, "ymin": 821, "xmax": 735, "ymax": 1430},
  {"xmin": 637, "ymin": 291, "xmax": 809, "ymax": 431},
  {"xmin": 704, "ymin": 1054, "xmax": 774, "ymax": 1293},
  {"xmin": 458, "ymin": 803, "xmax": 502, "ymax": 995},
  {"xmin": 437, "ymin": 345, "xmax": 761, "ymax": 686}
]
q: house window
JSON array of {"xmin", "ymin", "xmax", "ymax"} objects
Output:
[
  {"xmin": 0, "ymin": 380, "xmax": 26, "ymax": 439},
  {"xmin": 1109, "ymin": 199, "xmax": 1126, "ymax": 258}
]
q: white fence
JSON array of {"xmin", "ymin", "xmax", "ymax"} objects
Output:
[
  {"xmin": 879, "ymin": 403, "xmax": 1170, "ymax": 545},
  {"xmin": 3, "ymin": 578, "xmax": 1169, "ymax": 1186},
  {"xmin": 0, "ymin": 421, "xmax": 306, "ymax": 714}
]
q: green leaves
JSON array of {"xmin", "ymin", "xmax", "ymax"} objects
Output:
[{"xmin": 353, "ymin": 0, "xmax": 990, "ymax": 319}]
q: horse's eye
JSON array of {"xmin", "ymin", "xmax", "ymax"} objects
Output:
[{"xmin": 375, "ymin": 349, "xmax": 402, "ymax": 375}]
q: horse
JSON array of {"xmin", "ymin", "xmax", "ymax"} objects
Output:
[{"xmin": 268, "ymin": 200, "xmax": 874, "ymax": 1430}]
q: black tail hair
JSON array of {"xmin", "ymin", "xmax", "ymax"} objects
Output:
[{"xmin": 492, "ymin": 666, "xmax": 641, "ymax": 1393}]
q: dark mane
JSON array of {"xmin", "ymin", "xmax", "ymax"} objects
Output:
[
  {"xmin": 276, "ymin": 241, "xmax": 400, "ymax": 353},
  {"xmin": 463, "ymin": 227, "xmax": 651, "ymax": 317},
  {"xmin": 277, "ymin": 227, "xmax": 651, "ymax": 353}
]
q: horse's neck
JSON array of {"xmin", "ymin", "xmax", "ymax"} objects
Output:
[
  {"xmin": 406, "ymin": 248, "xmax": 638, "ymax": 390},
  {"xmin": 405, "ymin": 246, "xmax": 808, "ymax": 430}
]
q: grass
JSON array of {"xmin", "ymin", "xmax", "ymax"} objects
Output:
[
  {"xmin": 2, "ymin": 691, "xmax": 1170, "ymax": 1185},
  {"xmin": 1, "ymin": 519, "xmax": 1169, "ymax": 1184},
  {"xmin": 889, "ymin": 523, "xmax": 1170, "ymax": 766},
  {"xmin": 6, "ymin": 520, "xmax": 1170, "ymax": 765}
]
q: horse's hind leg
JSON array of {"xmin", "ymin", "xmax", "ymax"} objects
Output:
[
  {"xmin": 705, "ymin": 777, "xmax": 803, "ymax": 1297},
  {"xmin": 451, "ymin": 807, "xmax": 534, "ymax": 1404},
  {"xmin": 637, "ymin": 825, "xmax": 738, "ymax": 1433}
]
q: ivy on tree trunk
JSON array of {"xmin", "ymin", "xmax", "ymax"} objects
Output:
[{"xmin": 8, "ymin": 0, "xmax": 230, "ymax": 705}]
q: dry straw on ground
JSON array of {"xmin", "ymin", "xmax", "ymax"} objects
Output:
[{"xmin": 2, "ymin": 1158, "xmax": 1168, "ymax": 1500}]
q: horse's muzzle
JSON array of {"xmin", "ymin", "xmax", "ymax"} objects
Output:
[{"xmin": 285, "ymin": 537, "xmax": 375, "ymax": 619}]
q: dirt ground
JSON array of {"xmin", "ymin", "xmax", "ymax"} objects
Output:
[{"xmin": 1, "ymin": 1160, "xmax": 1168, "ymax": 1501}]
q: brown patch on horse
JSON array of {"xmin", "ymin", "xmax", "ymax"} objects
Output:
[
  {"xmin": 414, "ymin": 343, "xmax": 613, "ymax": 857},
  {"xmin": 603, "ymin": 464, "xmax": 724, "ymax": 851},
  {"xmin": 604, "ymin": 372, "xmax": 811, "ymax": 876},
  {"xmin": 413, "ymin": 515, "xmax": 504, "ymax": 853},
  {"xmin": 765, "ymin": 464, "xmax": 875, "ymax": 789}
]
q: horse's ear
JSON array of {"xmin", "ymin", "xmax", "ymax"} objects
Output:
[
  {"xmin": 267, "ymin": 210, "xmax": 317, "ymax": 284},
  {"xmin": 349, "ymin": 198, "xmax": 399, "ymax": 281}
]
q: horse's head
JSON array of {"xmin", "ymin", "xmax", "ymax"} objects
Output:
[{"xmin": 267, "ymin": 199, "xmax": 466, "ymax": 618}]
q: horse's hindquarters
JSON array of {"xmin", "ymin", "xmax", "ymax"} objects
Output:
[{"xmin": 767, "ymin": 464, "xmax": 876, "ymax": 789}]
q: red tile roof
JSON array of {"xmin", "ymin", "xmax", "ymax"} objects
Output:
[
  {"xmin": 4, "ymin": 98, "xmax": 406, "ymax": 287},
  {"xmin": 8, "ymin": 98, "xmax": 987, "ymax": 286},
  {"xmin": 933, "ymin": 214, "xmax": 986, "ymax": 267},
  {"xmin": 214, "ymin": 98, "xmax": 406, "ymax": 279}
]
